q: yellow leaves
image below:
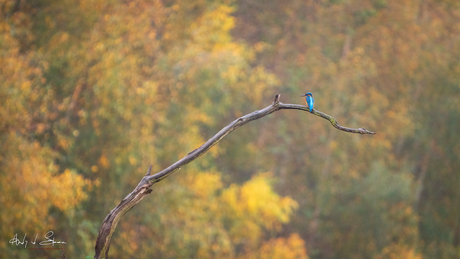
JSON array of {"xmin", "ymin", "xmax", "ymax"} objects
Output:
[
  {"xmin": 329, "ymin": 140, "xmax": 338, "ymax": 150},
  {"xmin": 242, "ymin": 174, "xmax": 297, "ymax": 225},
  {"xmin": 0, "ymin": 133, "xmax": 92, "ymax": 232},
  {"xmin": 95, "ymin": 42, "xmax": 105, "ymax": 52},
  {"xmin": 340, "ymin": 46, "xmax": 377, "ymax": 86},
  {"xmin": 57, "ymin": 132, "xmax": 72, "ymax": 150},
  {"xmin": 166, "ymin": 5, "xmax": 239, "ymax": 64},
  {"xmin": 187, "ymin": 172, "xmax": 223, "ymax": 198},
  {"xmin": 190, "ymin": 5, "xmax": 235, "ymax": 50},
  {"xmin": 254, "ymin": 41, "xmax": 269, "ymax": 53},
  {"xmin": 386, "ymin": 102, "xmax": 413, "ymax": 133},
  {"xmin": 20, "ymin": 80, "xmax": 32, "ymax": 91},
  {"xmin": 186, "ymin": 107, "xmax": 213, "ymax": 125},
  {"xmin": 374, "ymin": 244, "xmax": 422, "ymax": 259},
  {"xmin": 45, "ymin": 15, "xmax": 55, "ymax": 29},
  {"xmin": 59, "ymin": 32, "xmax": 69, "ymax": 43},
  {"xmin": 243, "ymin": 234, "xmax": 309, "ymax": 259},
  {"xmin": 128, "ymin": 156, "xmax": 137, "ymax": 165},
  {"xmin": 221, "ymin": 173, "xmax": 299, "ymax": 239},
  {"xmin": 50, "ymin": 169, "xmax": 92, "ymax": 211},
  {"xmin": 0, "ymin": 22, "xmax": 44, "ymax": 133},
  {"xmin": 154, "ymin": 171, "xmax": 302, "ymax": 257},
  {"xmin": 4, "ymin": 0, "xmax": 287, "ymax": 257},
  {"xmin": 99, "ymin": 154, "xmax": 110, "ymax": 168},
  {"xmin": 239, "ymin": 66, "xmax": 279, "ymax": 106},
  {"xmin": 221, "ymin": 65, "xmax": 242, "ymax": 84},
  {"xmin": 218, "ymin": 5, "xmax": 235, "ymax": 31},
  {"xmin": 171, "ymin": 4, "xmax": 180, "ymax": 11}
]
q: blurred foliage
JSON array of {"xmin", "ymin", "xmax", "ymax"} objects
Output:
[{"xmin": 1, "ymin": 0, "xmax": 459, "ymax": 258}]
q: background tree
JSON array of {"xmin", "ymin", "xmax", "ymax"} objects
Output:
[{"xmin": 1, "ymin": 0, "xmax": 459, "ymax": 258}]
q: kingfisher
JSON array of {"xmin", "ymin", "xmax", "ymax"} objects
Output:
[{"xmin": 301, "ymin": 92, "xmax": 314, "ymax": 112}]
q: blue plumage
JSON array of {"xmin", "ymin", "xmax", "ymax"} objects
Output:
[{"xmin": 301, "ymin": 92, "xmax": 314, "ymax": 112}]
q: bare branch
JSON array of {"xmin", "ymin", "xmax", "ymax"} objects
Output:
[{"xmin": 94, "ymin": 94, "xmax": 375, "ymax": 259}]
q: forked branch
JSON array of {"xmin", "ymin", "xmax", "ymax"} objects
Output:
[{"xmin": 94, "ymin": 94, "xmax": 375, "ymax": 259}]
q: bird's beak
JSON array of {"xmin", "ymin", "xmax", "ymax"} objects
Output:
[{"xmin": 300, "ymin": 94, "xmax": 306, "ymax": 97}]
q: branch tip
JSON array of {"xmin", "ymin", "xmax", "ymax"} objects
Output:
[
  {"xmin": 358, "ymin": 128, "xmax": 376, "ymax": 135},
  {"xmin": 145, "ymin": 164, "xmax": 152, "ymax": 176},
  {"xmin": 273, "ymin": 94, "xmax": 281, "ymax": 104}
]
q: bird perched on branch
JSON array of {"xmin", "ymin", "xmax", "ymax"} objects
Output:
[{"xmin": 301, "ymin": 92, "xmax": 314, "ymax": 112}]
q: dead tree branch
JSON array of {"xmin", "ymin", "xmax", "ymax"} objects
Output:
[{"xmin": 94, "ymin": 93, "xmax": 375, "ymax": 259}]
